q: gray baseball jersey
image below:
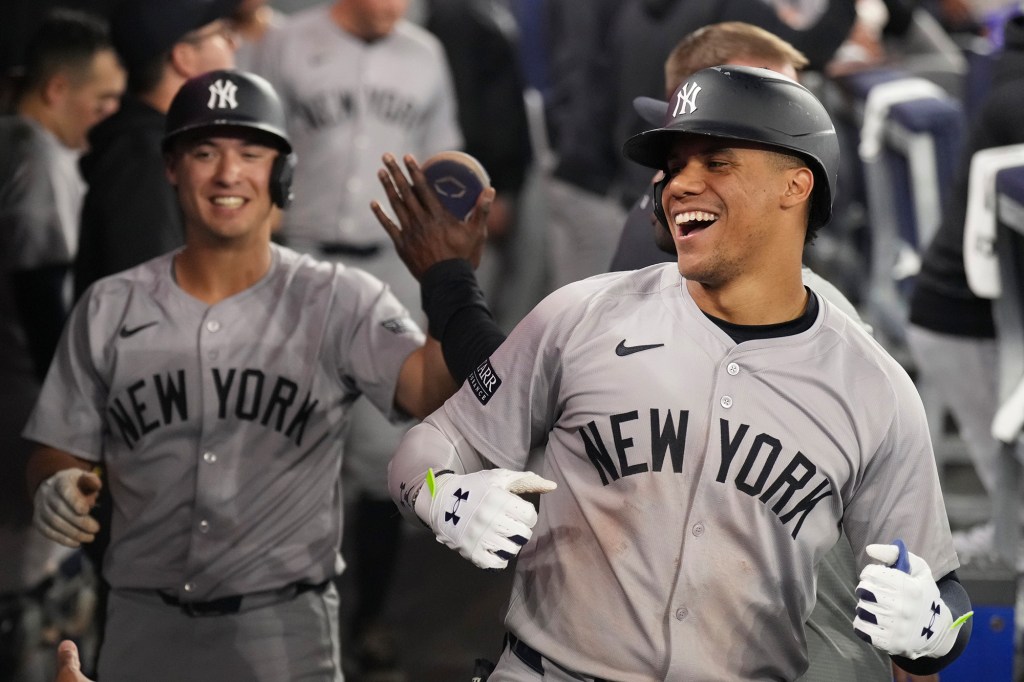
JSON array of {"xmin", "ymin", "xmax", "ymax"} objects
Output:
[
  {"xmin": 424, "ymin": 264, "xmax": 957, "ymax": 681},
  {"xmin": 249, "ymin": 5, "xmax": 463, "ymax": 246},
  {"xmin": 0, "ymin": 115, "xmax": 82, "ymax": 591},
  {"xmin": 22, "ymin": 244, "xmax": 424, "ymax": 600}
]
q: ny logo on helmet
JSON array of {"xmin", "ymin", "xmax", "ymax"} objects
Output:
[
  {"xmin": 672, "ymin": 82, "xmax": 701, "ymax": 117},
  {"xmin": 207, "ymin": 79, "xmax": 239, "ymax": 110}
]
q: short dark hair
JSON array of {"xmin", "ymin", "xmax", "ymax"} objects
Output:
[{"xmin": 22, "ymin": 9, "xmax": 115, "ymax": 93}]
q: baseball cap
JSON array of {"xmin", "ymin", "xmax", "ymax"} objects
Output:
[
  {"xmin": 110, "ymin": 0, "xmax": 240, "ymax": 70},
  {"xmin": 633, "ymin": 96, "xmax": 667, "ymax": 127}
]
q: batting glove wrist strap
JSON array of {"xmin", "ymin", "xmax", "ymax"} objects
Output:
[
  {"xmin": 33, "ymin": 468, "xmax": 101, "ymax": 548},
  {"xmin": 853, "ymin": 543, "xmax": 969, "ymax": 659},
  {"xmin": 415, "ymin": 468, "xmax": 556, "ymax": 570}
]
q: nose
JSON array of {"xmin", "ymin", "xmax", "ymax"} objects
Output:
[
  {"xmin": 213, "ymin": 151, "xmax": 243, "ymax": 185},
  {"xmin": 666, "ymin": 159, "xmax": 707, "ymax": 196}
]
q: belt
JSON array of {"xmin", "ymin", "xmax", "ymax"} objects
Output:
[
  {"xmin": 278, "ymin": 236, "xmax": 383, "ymax": 258},
  {"xmin": 317, "ymin": 241, "xmax": 382, "ymax": 257},
  {"xmin": 157, "ymin": 580, "xmax": 328, "ymax": 617},
  {"xmin": 506, "ymin": 633, "xmax": 610, "ymax": 681}
]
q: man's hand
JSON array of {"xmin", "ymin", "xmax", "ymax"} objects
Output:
[
  {"xmin": 33, "ymin": 468, "xmax": 102, "ymax": 547},
  {"xmin": 371, "ymin": 153, "xmax": 494, "ymax": 278},
  {"xmin": 853, "ymin": 542, "xmax": 971, "ymax": 659},
  {"xmin": 55, "ymin": 640, "xmax": 93, "ymax": 682},
  {"xmin": 415, "ymin": 468, "xmax": 555, "ymax": 570}
]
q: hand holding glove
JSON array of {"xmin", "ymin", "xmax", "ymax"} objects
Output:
[
  {"xmin": 33, "ymin": 468, "xmax": 102, "ymax": 548},
  {"xmin": 415, "ymin": 468, "xmax": 556, "ymax": 569},
  {"xmin": 853, "ymin": 541, "xmax": 971, "ymax": 659}
]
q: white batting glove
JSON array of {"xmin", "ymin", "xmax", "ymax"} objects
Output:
[
  {"xmin": 415, "ymin": 468, "xmax": 556, "ymax": 570},
  {"xmin": 33, "ymin": 469, "xmax": 102, "ymax": 548},
  {"xmin": 853, "ymin": 542, "xmax": 971, "ymax": 659}
]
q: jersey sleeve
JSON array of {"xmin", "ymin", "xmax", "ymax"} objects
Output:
[
  {"xmin": 840, "ymin": 367, "xmax": 959, "ymax": 579},
  {"xmin": 20, "ymin": 289, "xmax": 111, "ymax": 461},
  {"xmin": 440, "ymin": 282, "xmax": 587, "ymax": 471},
  {"xmin": 333, "ymin": 267, "xmax": 425, "ymax": 422},
  {"xmin": 0, "ymin": 135, "xmax": 67, "ymax": 271}
]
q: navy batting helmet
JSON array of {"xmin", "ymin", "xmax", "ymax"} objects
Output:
[
  {"xmin": 622, "ymin": 65, "xmax": 839, "ymax": 229},
  {"xmin": 163, "ymin": 69, "xmax": 296, "ymax": 208}
]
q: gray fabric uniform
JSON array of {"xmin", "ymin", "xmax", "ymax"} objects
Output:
[
  {"xmin": 422, "ymin": 264, "xmax": 957, "ymax": 681},
  {"xmin": 0, "ymin": 115, "xmax": 81, "ymax": 589},
  {"xmin": 22, "ymin": 245, "xmax": 424, "ymax": 681},
  {"xmin": 249, "ymin": 5, "xmax": 462, "ymax": 489}
]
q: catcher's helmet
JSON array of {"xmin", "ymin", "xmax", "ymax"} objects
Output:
[
  {"xmin": 622, "ymin": 65, "xmax": 839, "ymax": 229},
  {"xmin": 163, "ymin": 69, "xmax": 296, "ymax": 208}
]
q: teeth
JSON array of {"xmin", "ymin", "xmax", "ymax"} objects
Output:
[
  {"xmin": 674, "ymin": 210, "xmax": 719, "ymax": 224},
  {"xmin": 212, "ymin": 197, "xmax": 244, "ymax": 208}
]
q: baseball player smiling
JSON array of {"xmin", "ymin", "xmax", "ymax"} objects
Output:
[
  {"xmin": 24, "ymin": 69, "xmax": 459, "ymax": 682},
  {"xmin": 387, "ymin": 66, "xmax": 972, "ymax": 681}
]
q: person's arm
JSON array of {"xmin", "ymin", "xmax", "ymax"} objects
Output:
[
  {"xmin": 27, "ymin": 444, "xmax": 102, "ymax": 548},
  {"xmin": 387, "ymin": 409, "xmax": 555, "ymax": 569},
  {"xmin": 372, "ymin": 153, "xmax": 506, "ymax": 382},
  {"xmin": 853, "ymin": 543, "xmax": 972, "ymax": 674},
  {"xmin": 889, "ymin": 572, "xmax": 972, "ymax": 675},
  {"xmin": 394, "ymin": 336, "xmax": 458, "ymax": 419}
]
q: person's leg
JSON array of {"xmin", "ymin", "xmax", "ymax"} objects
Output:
[
  {"xmin": 906, "ymin": 325, "xmax": 1007, "ymax": 562},
  {"xmin": 100, "ymin": 585, "xmax": 342, "ymax": 682},
  {"xmin": 906, "ymin": 325, "xmax": 1000, "ymax": 495}
]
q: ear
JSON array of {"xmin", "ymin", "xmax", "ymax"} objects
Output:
[
  {"xmin": 780, "ymin": 166, "xmax": 814, "ymax": 211},
  {"xmin": 168, "ymin": 42, "xmax": 199, "ymax": 78},
  {"xmin": 165, "ymin": 154, "xmax": 179, "ymax": 187},
  {"xmin": 42, "ymin": 71, "xmax": 71, "ymax": 106}
]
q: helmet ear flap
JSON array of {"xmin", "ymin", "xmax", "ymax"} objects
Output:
[
  {"xmin": 652, "ymin": 174, "xmax": 669, "ymax": 230},
  {"xmin": 270, "ymin": 152, "xmax": 297, "ymax": 209}
]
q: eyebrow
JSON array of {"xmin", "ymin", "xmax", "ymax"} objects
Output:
[{"xmin": 668, "ymin": 145, "xmax": 741, "ymax": 163}]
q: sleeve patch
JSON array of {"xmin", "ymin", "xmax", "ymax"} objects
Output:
[
  {"xmin": 467, "ymin": 358, "xmax": 502, "ymax": 405},
  {"xmin": 381, "ymin": 317, "xmax": 416, "ymax": 335}
]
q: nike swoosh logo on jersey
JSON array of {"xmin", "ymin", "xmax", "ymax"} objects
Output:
[
  {"xmin": 119, "ymin": 321, "xmax": 158, "ymax": 338},
  {"xmin": 615, "ymin": 340, "xmax": 665, "ymax": 356}
]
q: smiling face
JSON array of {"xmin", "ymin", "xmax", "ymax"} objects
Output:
[
  {"xmin": 662, "ymin": 135, "xmax": 810, "ymax": 289},
  {"xmin": 166, "ymin": 132, "xmax": 279, "ymax": 244}
]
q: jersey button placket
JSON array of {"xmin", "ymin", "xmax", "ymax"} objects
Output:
[
  {"xmin": 191, "ymin": 314, "xmax": 224, "ymax": 587},
  {"xmin": 721, "ymin": 360, "xmax": 739, "ymax": 409}
]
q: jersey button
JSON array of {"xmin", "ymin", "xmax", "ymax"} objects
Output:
[
  {"xmin": 674, "ymin": 607, "xmax": 689, "ymax": 621},
  {"xmin": 184, "ymin": 582, "xmax": 195, "ymax": 593},
  {"xmin": 206, "ymin": 320, "xmax": 221, "ymax": 333},
  {"xmin": 203, "ymin": 451, "xmax": 217, "ymax": 464},
  {"xmin": 692, "ymin": 523, "xmax": 704, "ymax": 537},
  {"xmin": 720, "ymin": 395, "xmax": 733, "ymax": 408},
  {"xmin": 199, "ymin": 520, "xmax": 210, "ymax": 533},
  {"xmin": 727, "ymin": 362, "xmax": 740, "ymax": 375},
  {"xmin": 208, "ymin": 350, "xmax": 219, "ymax": 360}
]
